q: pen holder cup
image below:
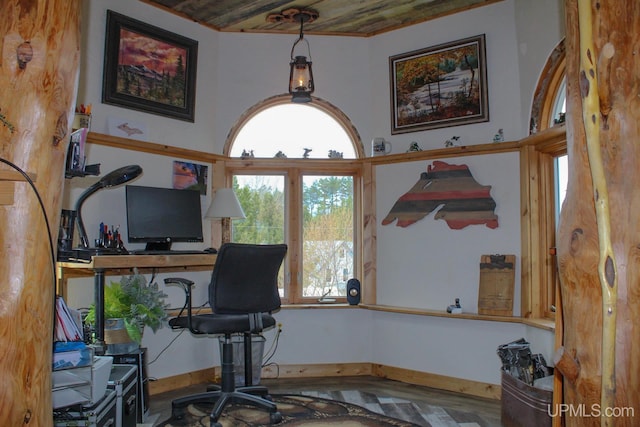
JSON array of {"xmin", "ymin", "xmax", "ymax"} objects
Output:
[{"xmin": 72, "ymin": 113, "xmax": 92, "ymax": 132}]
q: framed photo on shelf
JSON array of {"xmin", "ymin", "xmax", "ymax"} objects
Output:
[
  {"xmin": 102, "ymin": 10, "xmax": 198, "ymax": 122},
  {"xmin": 389, "ymin": 34, "xmax": 488, "ymax": 134}
]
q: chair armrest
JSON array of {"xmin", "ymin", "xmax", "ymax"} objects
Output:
[
  {"xmin": 164, "ymin": 277, "xmax": 197, "ymax": 333},
  {"xmin": 164, "ymin": 277, "xmax": 195, "ymax": 288}
]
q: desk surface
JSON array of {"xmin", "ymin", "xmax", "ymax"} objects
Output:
[
  {"xmin": 58, "ymin": 253, "xmax": 217, "ymax": 270},
  {"xmin": 56, "ymin": 253, "xmax": 217, "ymax": 297}
]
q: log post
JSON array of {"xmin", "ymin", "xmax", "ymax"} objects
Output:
[
  {"xmin": 553, "ymin": 346, "xmax": 580, "ymax": 385},
  {"xmin": 576, "ymin": 0, "xmax": 618, "ymax": 420},
  {"xmin": 0, "ymin": 1, "xmax": 81, "ymax": 425},
  {"xmin": 558, "ymin": 1, "xmax": 640, "ymax": 426}
]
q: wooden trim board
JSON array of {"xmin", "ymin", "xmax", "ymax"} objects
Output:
[{"xmin": 148, "ymin": 362, "xmax": 501, "ymax": 400}]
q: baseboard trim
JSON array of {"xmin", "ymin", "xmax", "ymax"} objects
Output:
[
  {"xmin": 149, "ymin": 367, "xmax": 217, "ymax": 395},
  {"xmin": 372, "ymin": 364, "xmax": 501, "ymax": 400},
  {"xmin": 261, "ymin": 362, "xmax": 373, "ymax": 378},
  {"xmin": 149, "ymin": 362, "xmax": 501, "ymax": 400}
]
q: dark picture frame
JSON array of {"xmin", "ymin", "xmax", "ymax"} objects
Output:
[
  {"xmin": 389, "ymin": 34, "xmax": 488, "ymax": 134},
  {"xmin": 102, "ymin": 10, "xmax": 198, "ymax": 122}
]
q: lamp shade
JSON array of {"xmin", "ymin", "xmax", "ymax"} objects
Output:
[{"xmin": 205, "ymin": 188, "xmax": 246, "ymax": 219}]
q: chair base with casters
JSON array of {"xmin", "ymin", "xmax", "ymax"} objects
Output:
[
  {"xmin": 164, "ymin": 243, "xmax": 287, "ymax": 427},
  {"xmin": 170, "ymin": 332, "xmax": 282, "ymax": 426},
  {"xmin": 204, "ymin": 332, "xmax": 270, "ymax": 397}
]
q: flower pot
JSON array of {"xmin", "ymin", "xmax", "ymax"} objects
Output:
[{"xmin": 104, "ymin": 318, "xmax": 139, "ymax": 355}]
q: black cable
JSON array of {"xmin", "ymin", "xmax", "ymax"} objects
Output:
[
  {"xmin": 147, "ymin": 328, "xmax": 185, "ymax": 365},
  {"xmin": 148, "ymin": 301, "xmax": 208, "ymax": 365},
  {"xmin": 262, "ymin": 327, "xmax": 281, "ymax": 366},
  {"xmin": 0, "ymin": 157, "xmax": 57, "ymax": 337},
  {"xmin": 263, "ymin": 362, "xmax": 280, "ymax": 379}
]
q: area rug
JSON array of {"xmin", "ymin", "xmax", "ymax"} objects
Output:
[{"xmin": 157, "ymin": 394, "xmax": 422, "ymax": 426}]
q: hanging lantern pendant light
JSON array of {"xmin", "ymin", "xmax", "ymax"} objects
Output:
[{"xmin": 289, "ymin": 12, "xmax": 315, "ymax": 102}]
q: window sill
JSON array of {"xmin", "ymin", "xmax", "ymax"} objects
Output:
[
  {"xmin": 281, "ymin": 303, "xmax": 352, "ymax": 309},
  {"xmin": 168, "ymin": 304, "xmax": 554, "ymax": 331},
  {"xmin": 521, "ymin": 317, "xmax": 555, "ymax": 331}
]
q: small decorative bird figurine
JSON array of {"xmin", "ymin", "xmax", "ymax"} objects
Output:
[
  {"xmin": 407, "ymin": 142, "xmax": 422, "ymax": 152},
  {"xmin": 445, "ymin": 136, "xmax": 460, "ymax": 147},
  {"xmin": 241, "ymin": 149, "xmax": 255, "ymax": 159}
]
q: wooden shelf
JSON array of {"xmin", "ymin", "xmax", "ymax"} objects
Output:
[
  {"xmin": 0, "ymin": 170, "xmax": 36, "ymax": 205},
  {"xmin": 359, "ymin": 304, "xmax": 555, "ymax": 331},
  {"xmin": 87, "ymin": 131, "xmax": 224, "ymax": 163}
]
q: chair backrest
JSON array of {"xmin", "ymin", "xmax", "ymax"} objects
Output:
[{"xmin": 210, "ymin": 243, "xmax": 287, "ymax": 314}]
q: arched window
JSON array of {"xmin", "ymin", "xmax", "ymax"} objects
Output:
[
  {"xmin": 225, "ymin": 95, "xmax": 363, "ymax": 158},
  {"xmin": 223, "ymin": 95, "xmax": 363, "ymax": 304},
  {"xmin": 530, "ymin": 39, "xmax": 566, "ymax": 133},
  {"xmin": 524, "ymin": 39, "xmax": 566, "ymax": 319},
  {"xmin": 230, "ymin": 104, "xmax": 357, "ymax": 159}
]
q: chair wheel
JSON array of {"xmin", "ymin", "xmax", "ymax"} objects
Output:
[
  {"xmin": 270, "ymin": 411, "xmax": 283, "ymax": 424},
  {"xmin": 212, "ymin": 423, "xmax": 222, "ymax": 427},
  {"xmin": 171, "ymin": 408, "xmax": 186, "ymax": 420}
]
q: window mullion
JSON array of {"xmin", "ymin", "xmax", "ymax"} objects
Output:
[{"xmin": 287, "ymin": 168, "xmax": 304, "ymax": 303}]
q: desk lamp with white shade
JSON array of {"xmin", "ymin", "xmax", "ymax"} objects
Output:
[{"xmin": 205, "ymin": 188, "xmax": 246, "ymax": 244}]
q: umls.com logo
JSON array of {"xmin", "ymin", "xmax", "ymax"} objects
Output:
[{"xmin": 548, "ymin": 403, "xmax": 635, "ymax": 418}]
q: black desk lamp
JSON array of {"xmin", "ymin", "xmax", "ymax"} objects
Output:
[{"xmin": 75, "ymin": 165, "xmax": 142, "ymax": 248}]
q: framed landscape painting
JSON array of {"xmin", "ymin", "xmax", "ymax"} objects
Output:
[
  {"xmin": 389, "ymin": 34, "xmax": 488, "ymax": 134},
  {"xmin": 102, "ymin": 10, "xmax": 198, "ymax": 122}
]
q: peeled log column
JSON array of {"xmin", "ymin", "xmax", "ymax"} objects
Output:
[
  {"xmin": 0, "ymin": 1, "xmax": 81, "ymax": 425},
  {"xmin": 557, "ymin": 1, "xmax": 640, "ymax": 426}
]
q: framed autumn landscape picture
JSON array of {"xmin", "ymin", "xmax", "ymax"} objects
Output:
[
  {"xmin": 102, "ymin": 10, "xmax": 198, "ymax": 122},
  {"xmin": 389, "ymin": 34, "xmax": 488, "ymax": 134}
]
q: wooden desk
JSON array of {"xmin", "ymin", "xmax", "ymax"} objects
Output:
[{"xmin": 57, "ymin": 253, "xmax": 217, "ymax": 352}]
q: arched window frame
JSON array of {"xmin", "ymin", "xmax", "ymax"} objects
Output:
[
  {"xmin": 223, "ymin": 95, "xmax": 365, "ymax": 158},
  {"xmin": 521, "ymin": 39, "xmax": 566, "ymax": 320},
  {"xmin": 220, "ymin": 94, "xmax": 364, "ymax": 304}
]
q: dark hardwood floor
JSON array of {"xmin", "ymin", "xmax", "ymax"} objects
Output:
[{"xmin": 148, "ymin": 376, "xmax": 502, "ymax": 426}]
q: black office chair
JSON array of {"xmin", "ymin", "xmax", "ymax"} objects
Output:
[{"xmin": 164, "ymin": 243, "xmax": 287, "ymax": 427}]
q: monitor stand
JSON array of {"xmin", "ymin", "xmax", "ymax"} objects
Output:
[{"xmin": 144, "ymin": 241, "xmax": 172, "ymax": 251}]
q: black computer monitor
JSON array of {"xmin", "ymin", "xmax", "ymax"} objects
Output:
[{"xmin": 125, "ymin": 185, "xmax": 203, "ymax": 251}]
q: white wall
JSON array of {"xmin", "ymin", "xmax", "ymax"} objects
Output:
[
  {"xmin": 376, "ymin": 152, "xmax": 521, "ymax": 314},
  {"xmin": 68, "ymin": 0, "xmax": 564, "ymax": 386},
  {"xmin": 369, "ymin": 1, "xmax": 523, "ymax": 151},
  {"xmin": 213, "ymin": 32, "xmax": 372, "ymax": 152},
  {"xmin": 515, "ymin": 0, "xmax": 566, "ymax": 131},
  {"xmin": 78, "ymin": 0, "xmax": 219, "ymax": 152}
]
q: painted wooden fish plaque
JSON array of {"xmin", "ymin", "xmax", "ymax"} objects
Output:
[{"xmin": 382, "ymin": 160, "xmax": 498, "ymax": 229}]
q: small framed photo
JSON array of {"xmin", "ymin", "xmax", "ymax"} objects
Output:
[
  {"xmin": 102, "ymin": 10, "xmax": 198, "ymax": 122},
  {"xmin": 390, "ymin": 34, "xmax": 489, "ymax": 134},
  {"xmin": 172, "ymin": 160, "xmax": 208, "ymax": 195}
]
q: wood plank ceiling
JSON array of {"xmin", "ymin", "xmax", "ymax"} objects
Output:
[{"xmin": 140, "ymin": 0, "xmax": 504, "ymax": 37}]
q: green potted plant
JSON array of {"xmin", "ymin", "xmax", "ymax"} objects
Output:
[{"xmin": 86, "ymin": 271, "xmax": 169, "ymax": 349}]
